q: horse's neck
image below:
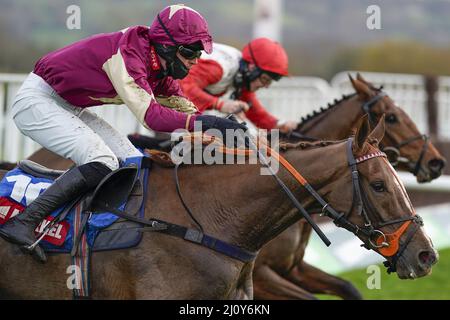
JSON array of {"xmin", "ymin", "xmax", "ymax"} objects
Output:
[
  {"xmin": 146, "ymin": 163, "xmax": 281, "ymax": 250},
  {"xmin": 146, "ymin": 143, "xmax": 348, "ymax": 252},
  {"xmin": 299, "ymin": 97, "xmax": 363, "ymax": 139},
  {"xmin": 241, "ymin": 142, "xmax": 348, "ymax": 248}
]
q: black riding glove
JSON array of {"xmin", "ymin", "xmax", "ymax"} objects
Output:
[{"xmin": 195, "ymin": 115, "xmax": 249, "ymax": 148}]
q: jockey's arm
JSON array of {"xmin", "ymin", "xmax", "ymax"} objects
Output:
[
  {"xmin": 180, "ymin": 59, "xmax": 225, "ymax": 112},
  {"xmin": 240, "ymin": 90, "xmax": 298, "ymax": 132},
  {"xmin": 240, "ymin": 90, "xmax": 278, "ymax": 130},
  {"xmin": 103, "ymin": 46, "xmax": 196, "ymax": 132}
]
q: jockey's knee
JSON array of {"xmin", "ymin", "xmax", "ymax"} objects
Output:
[
  {"xmin": 98, "ymin": 156, "xmax": 119, "ymax": 171},
  {"xmin": 75, "ymin": 140, "xmax": 120, "ymax": 171},
  {"xmin": 85, "ymin": 154, "xmax": 120, "ymax": 172}
]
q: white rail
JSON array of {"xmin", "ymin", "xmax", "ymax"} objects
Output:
[
  {"xmin": 1, "ymin": 71, "xmax": 450, "ymax": 164},
  {"xmin": 398, "ymin": 172, "xmax": 450, "ymax": 192},
  {"xmin": 331, "ymin": 71, "xmax": 429, "ymax": 134},
  {"xmin": 256, "ymin": 76, "xmax": 340, "ymax": 121}
]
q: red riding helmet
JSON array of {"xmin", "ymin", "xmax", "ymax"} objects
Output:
[{"xmin": 242, "ymin": 38, "xmax": 289, "ymax": 77}]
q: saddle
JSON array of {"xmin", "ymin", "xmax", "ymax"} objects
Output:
[
  {"xmin": 18, "ymin": 160, "xmax": 66, "ymax": 179},
  {"xmin": 0, "ymin": 155, "xmax": 152, "ymax": 252}
]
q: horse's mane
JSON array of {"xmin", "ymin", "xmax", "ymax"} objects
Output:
[
  {"xmin": 147, "ymin": 139, "xmax": 344, "ymax": 168},
  {"xmin": 279, "ymin": 139, "xmax": 341, "ymax": 151},
  {"xmin": 296, "ymin": 93, "xmax": 357, "ymax": 131},
  {"xmin": 296, "ymin": 80, "xmax": 386, "ymax": 132}
]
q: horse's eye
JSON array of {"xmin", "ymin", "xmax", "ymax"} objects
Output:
[
  {"xmin": 371, "ymin": 181, "xmax": 386, "ymax": 192},
  {"xmin": 385, "ymin": 114, "xmax": 397, "ymax": 123}
]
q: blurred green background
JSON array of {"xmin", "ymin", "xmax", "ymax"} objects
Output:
[
  {"xmin": 1, "ymin": 0, "xmax": 450, "ymax": 79},
  {"xmin": 319, "ymin": 248, "xmax": 450, "ymax": 300}
]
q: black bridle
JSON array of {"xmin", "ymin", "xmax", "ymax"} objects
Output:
[
  {"xmin": 290, "ymin": 91, "xmax": 430, "ymax": 178},
  {"xmin": 171, "ymin": 138, "xmax": 424, "ymax": 273},
  {"xmin": 309, "ymin": 138, "xmax": 424, "ymax": 273},
  {"xmin": 341, "ymin": 137, "xmax": 424, "ymax": 273},
  {"xmin": 362, "ymin": 92, "xmax": 430, "ymax": 176}
]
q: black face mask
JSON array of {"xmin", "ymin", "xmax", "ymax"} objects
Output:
[
  {"xmin": 230, "ymin": 59, "xmax": 260, "ymax": 100},
  {"xmin": 230, "ymin": 59, "xmax": 282, "ymax": 100},
  {"xmin": 154, "ymin": 14, "xmax": 203, "ymax": 80},
  {"xmin": 170, "ymin": 56, "xmax": 190, "ymax": 79},
  {"xmin": 153, "ymin": 44, "xmax": 189, "ymax": 79}
]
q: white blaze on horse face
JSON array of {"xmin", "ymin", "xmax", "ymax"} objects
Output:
[{"xmin": 383, "ymin": 158, "xmax": 414, "ymax": 213}]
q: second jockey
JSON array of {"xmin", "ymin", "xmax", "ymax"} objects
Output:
[{"xmin": 180, "ymin": 38, "xmax": 298, "ymax": 133}]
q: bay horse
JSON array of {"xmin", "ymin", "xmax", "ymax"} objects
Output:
[
  {"xmin": 0, "ymin": 116, "xmax": 437, "ymax": 299},
  {"xmin": 294, "ymin": 73, "xmax": 445, "ymax": 182},
  {"xmin": 253, "ymin": 74, "xmax": 446, "ymax": 300}
]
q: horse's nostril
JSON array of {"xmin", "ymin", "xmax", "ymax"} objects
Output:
[
  {"xmin": 418, "ymin": 250, "xmax": 437, "ymax": 267},
  {"xmin": 428, "ymin": 159, "xmax": 445, "ymax": 173}
]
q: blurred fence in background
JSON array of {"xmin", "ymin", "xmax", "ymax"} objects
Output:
[
  {"xmin": 0, "ymin": 71, "xmax": 449, "ymax": 163},
  {"xmin": 258, "ymin": 71, "xmax": 442, "ymax": 137}
]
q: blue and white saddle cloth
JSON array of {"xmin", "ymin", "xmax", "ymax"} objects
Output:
[{"xmin": 0, "ymin": 154, "xmax": 150, "ymax": 253}]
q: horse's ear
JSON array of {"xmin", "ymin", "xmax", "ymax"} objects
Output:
[
  {"xmin": 354, "ymin": 114, "xmax": 370, "ymax": 152},
  {"xmin": 348, "ymin": 73, "xmax": 354, "ymax": 82},
  {"xmin": 356, "ymin": 72, "xmax": 368, "ymax": 84},
  {"xmin": 367, "ymin": 114, "xmax": 385, "ymax": 147},
  {"xmin": 350, "ymin": 75, "xmax": 372, "ymax": 100}
]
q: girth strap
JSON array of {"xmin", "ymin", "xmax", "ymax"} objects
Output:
[
  {"xmin": 174, "ymin": 163, "xmax": 204, "ymax": 232},
  {"xmin": 150, "ymin": 218, "xmax": 258, "ymax": 263},
  {"xmin": 92, "ymin": 203, "xmax": 257, "ymax": 263},
  {"xmin": 92, "ymin": 203, "xmax": 167, "ymax": 230},
  {"xmin": 140, "ymin": 156, "xmax": 153, "ymax": 169}
]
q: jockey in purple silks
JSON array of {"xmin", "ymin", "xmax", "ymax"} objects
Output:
[{"xmin": 0, "ymin": 4, "xmax": 246, "ymax": 262}]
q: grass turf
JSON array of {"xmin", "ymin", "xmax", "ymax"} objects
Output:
[{"xmin": 318, "ymin": 247, "xmax": 450, "ymax": 300}]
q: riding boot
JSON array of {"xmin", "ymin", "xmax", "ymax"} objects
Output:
[{"xmin": 0, "ymin": 162, "xmax": 112, "ymax": 262}]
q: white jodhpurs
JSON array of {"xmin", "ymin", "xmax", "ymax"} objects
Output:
[{"xmin": 11, "ymin": 72, "xmax": 142, "ymax": 170}]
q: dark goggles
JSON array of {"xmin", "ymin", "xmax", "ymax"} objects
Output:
[
  {"xmin": 265, "ymin": 71, "xmax": 282, "ymax": 81},
  {"xmin": 178, "ymin": 45, "xmax": 202, "ymax": 60},
  {"xmin": 157, "ymin": 14, "xmax": 203, "ymax": 60}
]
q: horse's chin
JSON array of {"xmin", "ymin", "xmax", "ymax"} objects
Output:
[
  {"xmin": 396, "ymin": 268, "xmax": 432, "ymax": 280},
  {"xmin": 415, "ymin": 169, "xmax": 432, "ymax": 183},
  {"xmin": 415, "ymin": 165, "xmax": 444, "ymax": 183},
  {"xmin": 395, "ymin": 259, "xmax": 433, "ymax": 279}
]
